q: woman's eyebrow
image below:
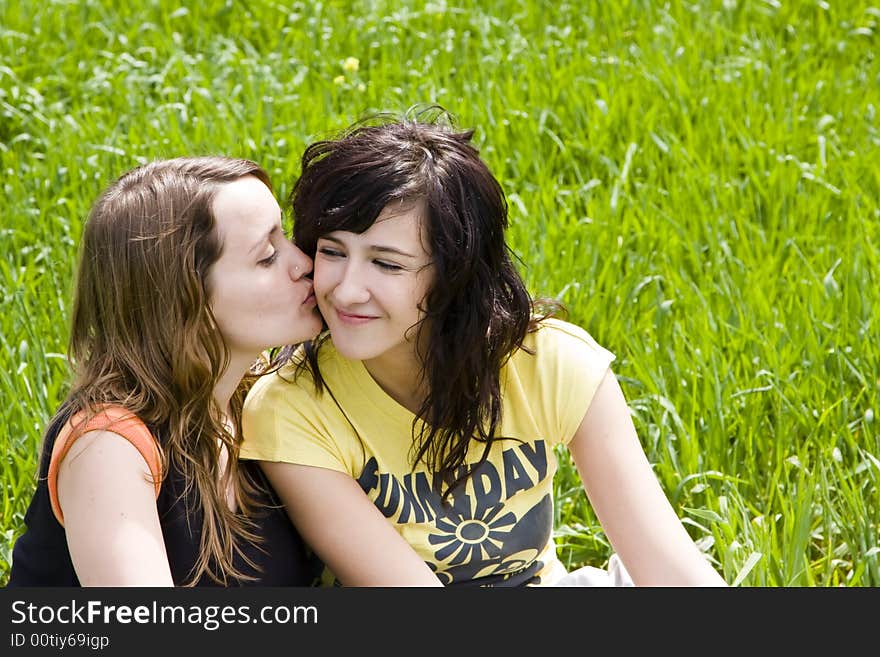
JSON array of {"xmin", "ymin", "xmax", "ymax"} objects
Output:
[
  {"xmin": 371, "ymin": 245, "xmax": 417, "ymax": 258},
  {"xmin": 319, "ymin": 234, "xmax": 417, "ymax": 258},
  {"xmin": 248, "ymin": 225, "xmax": 279, "ymax": 254}
]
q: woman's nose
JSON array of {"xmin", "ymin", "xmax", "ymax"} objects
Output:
[
  {"xmin": 332, "ymin": 262, "xmax": 370, "ymax": 305},
  {"xmin": 288, "ymin": 244, "xmax": 313, "ymax": 279}
]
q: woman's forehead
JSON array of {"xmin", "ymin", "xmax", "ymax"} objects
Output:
[{"xmin": 322, "ymin": 202, "xmax": 431, "ymax": 257}]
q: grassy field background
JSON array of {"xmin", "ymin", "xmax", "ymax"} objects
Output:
[{"xmin": 1, "ymin": 0, "xmax": 878, "ymax": 586}]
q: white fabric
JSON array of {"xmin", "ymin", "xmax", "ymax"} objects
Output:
[{"xmin": 551, "ymin": 554, "xmax": 634, "ymax": 587}]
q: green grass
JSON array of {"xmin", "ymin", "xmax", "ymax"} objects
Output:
[{"xmin": 2, "ymin": 0, "xmax": 878, "ymax": 586}]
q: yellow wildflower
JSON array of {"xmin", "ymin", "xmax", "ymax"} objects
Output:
[{"xmin": 342, "ymin": 57, "xmax": 360, "ymax": 73}]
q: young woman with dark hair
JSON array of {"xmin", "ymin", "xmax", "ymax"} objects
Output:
[
  {"xmin": 241, "ymin": 110, "xmax": 728, "ymax": 587},
  {"xmin": 9, "ymin": 156, "xmax": 323, "ymax": 586}
]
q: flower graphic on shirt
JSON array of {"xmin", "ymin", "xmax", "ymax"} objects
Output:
[{"xmin": 428, "ymin": 500, "xmax": 517, "ymax": 566}]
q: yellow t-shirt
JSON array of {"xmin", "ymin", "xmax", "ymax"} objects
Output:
[{"xmin": 241, "ymin": 318, "xmax": 614, "ymax": 586}]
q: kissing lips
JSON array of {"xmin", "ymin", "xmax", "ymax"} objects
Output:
[{"xmin": 299, "ymin": 282, "xmax": 317, "ymax": 306}]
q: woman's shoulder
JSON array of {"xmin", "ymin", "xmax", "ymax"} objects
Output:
[
  {"xmin": 245, "ymin": 361, "xmax": 306, "ymax": 412},
  {"xmin": 506, "ymin": 317, "xmax": 617, "ymax": 388},
  {"xmin": 524, "ymin": 316, "xmax": 615, "ymax": 361},
  {"xmin": 244, "ymin": 338, "xmax": 349, "ymax": 411}
]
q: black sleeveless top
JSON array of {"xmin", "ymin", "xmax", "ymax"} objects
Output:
[{"xmin": 8, "ymin": 405, "xmax": 314, "ymax": 586}]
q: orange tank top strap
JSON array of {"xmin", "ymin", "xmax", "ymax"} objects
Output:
[{"xmin": 46, "ymin": 405, "xmax": 162, "ymax": 526}]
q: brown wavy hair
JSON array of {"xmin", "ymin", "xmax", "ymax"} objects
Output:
[
  {"xmin": 291, "ymin": 107, "xmax": 562, "ymax": 498},
  {"xmin": 59, "ymin": 156, "xmax": 276, "ymax": 584}
]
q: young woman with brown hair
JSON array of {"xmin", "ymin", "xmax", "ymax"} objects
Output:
[
  {"xmin": 241, "ymin": 110, "xmax": 728, "ymax": 587},
  {"xmin": 9, "ymin": 156, "xmax": 322, "ymax": 586}
]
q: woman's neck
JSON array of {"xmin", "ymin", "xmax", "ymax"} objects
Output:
[
  {"xmin": 212, "ymin": 358, "xmax": 245, "ymax": 513},
  {"xmin": 363, "ymin": 348, "xmax": 428, "ymax": 416},
  {"xmin": 212, "ymin": 351, "xmax": 256, "ymax": 423}
]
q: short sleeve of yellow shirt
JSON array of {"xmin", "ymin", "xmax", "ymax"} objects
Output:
[
  {"xmin": 240, "ymin": 351, "xmax": 363, "ymax": 474},
  {"xmin": 507, "ymin": 317, "xmax": 616, "ymax": 446}
]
